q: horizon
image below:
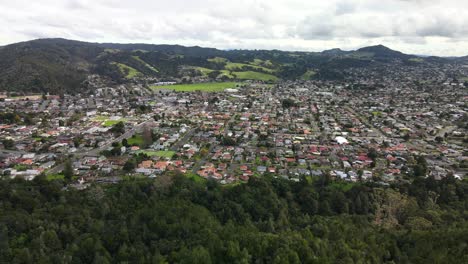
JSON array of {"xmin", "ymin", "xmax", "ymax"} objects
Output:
[
  {"xmin": 1, "ymin": 0, "xmax": 468, "ymax": 56},
  {"xmin": 2, "ymin": 37, "xmax": 462, "ymax": 58}
]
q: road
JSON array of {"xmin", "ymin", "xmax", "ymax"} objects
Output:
[
  {"xmin": 192, "ymin": 144, "xmax": 215, "ymax": 174},
  {"xmin": 170, "ymin": 128, "xmax": 196, "ymax": 151},
  {"xmin": 0, "ymin": 149, "xmax": 28, "ymax": 155},
  {"xmin": 48, "ymin": 119, "xmax": 152, "ymax": 174}
]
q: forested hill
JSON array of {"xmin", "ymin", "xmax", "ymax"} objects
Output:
[
  {"xmin": 0, "ymin": 174, "xmax": 467, "ymax": 263},
  {"xmin": 0, "ymin": 38, "xmax": 460, "ymax": 94}
]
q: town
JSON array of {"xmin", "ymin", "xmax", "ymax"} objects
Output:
[{"xmin": 1, "ymin": 70, "xmax": 467, "ymax": 188}]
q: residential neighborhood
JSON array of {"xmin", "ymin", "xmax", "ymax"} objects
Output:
[{"xmin": 1, "ymin": 67, "xmax": 466, "ymax": 188}]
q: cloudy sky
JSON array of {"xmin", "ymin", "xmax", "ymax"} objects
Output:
[{"xmin": 1, "ymin": 0, "xmax": 467, "ymax": 56}]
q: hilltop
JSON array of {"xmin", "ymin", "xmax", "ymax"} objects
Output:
[{"xmin": 0, "ymin": 38, "xmax": 462, "ymax": 94}]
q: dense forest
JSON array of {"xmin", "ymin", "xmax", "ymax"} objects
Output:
[{"xmin": 0, "ymin": 173, "xmax": 467, "ymax": 263}]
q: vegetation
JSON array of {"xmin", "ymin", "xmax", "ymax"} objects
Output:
[
  {"xmin": 301, "ymin": 69, "xmax": 316, "ymax": 80},
  {"xmin": 45, "ymin": 174, "xmax": 65, "ymax": 181},
  {"xmin": 233, "ymin": 71, "xmax": 278, "ymax": 82},
  {"xmin": 0, "ymin": 39, "xmax": 441, "ymax": 94},
  {"xmin": 0, "ymin": 174, "xmax": 466, "ymax": 263},
  {"xmin": 136, "ymin": 150, "xmax": 176, "ymax": 158},
  {"xmin": 127, "ymin": 135, "xmax": 144, "ymax": 146},
  {"xmin": 112, "ymin": 62, "xmax": 142, "ymax": 78},
  {"xmin": 110, "ymin": 121, "xmax": 125, "ymax": 135},
  {"xmin": 151, "ymin": 82, "xmax": 238, "ymax": 92}
]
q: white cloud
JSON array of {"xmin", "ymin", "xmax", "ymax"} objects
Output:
[{"xmin": 0, "ymin": 0, "xmax": 467, "ymax": 56}]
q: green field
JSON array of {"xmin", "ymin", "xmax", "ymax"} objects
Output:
[
  {"xmin": 218, "ymin": 70, "xmax": 236, "ymax": 79},
  {"xmin": 93, "ymin": 116, "xmax": 126, "ymax": 127},
  {"xmin": 193, "ymin": 67, "xmax": 214, "ymax": 75},
  {"xmin": 225, "ymin": 62, "xmax": 275, "ymax": 74},
  {"xmin": 207, "ymin": 57, "xmax": 228, "ymax": 64},
  {"xmin": 408, "ymin": 58, "xmax": 424, "ymax": 63},
  {"xmin": 252, "ymin": 59, "xmax": 274, "ymax": 68},
  {"xmin": 137, "ymin": 150, "xmax": 176, "ymax": 158},
  {"xmin": 113, "ymin": 62, "xmax": 142, "ymax": 78},
  {"xmin": 103, "ymin": 120, "xmax": 122, "ymax": 127},
  {"xmin": 128, "ymin": 135, "xmax": 144, "ymax": 146},
  {"xmin": 46, "ymin": 174, "xmax": 64, "ymax": 181},
  {"xmin": 151, "ymin": 82, "xmax": 238, "ymax": 92},
  {"xmin": 233, "ymin": 71, "xmax": 278, "ymax": 82},
  {"xmin": 301, "ymin": 70, "xmax": 316, "ymax": 80},
  {"xmin": 132, "ymin": 56, "xmax": 159, "ymax": 72}
]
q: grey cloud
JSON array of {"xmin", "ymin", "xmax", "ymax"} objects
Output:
[
  {"xmin": 1, "ymin": 0, "xmax": 468, "ymax": 56},
  {"xmin": 335, "ymin": 1, "xmax": 356, "ymax": 15}
]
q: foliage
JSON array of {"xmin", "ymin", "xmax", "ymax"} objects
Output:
[
  {"xmin": 0, "ymin": 174, "xmax": 466, "ymax": 263},
  {"xmin": 151, "ymin": 82, "xmax": 238, "ymax": 92},
  {"xmin": 110, "ymin": 121, "xmax": 125, "ymax": 135}
]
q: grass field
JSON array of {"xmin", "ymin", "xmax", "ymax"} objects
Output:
[
  {"xmin": 193, "ymin": 67, "xmax": 214, "ymax": 75},
  {"xmin": 132, "ymin": 56, "xmax": 159, "ymax": 72},
  {"xmin": 137, "ymin": 150, "xmax": 176, "ymax": 158},
  {"xmin": 103, "ymin": 120, "xmax": 122, "ymax": 127},
  {"xmin": 408, "ymin": 58, "xmax": 424, "ymax": 63},
  {"xmin": 208, "ymin": 57, "xmax": 228, "ymax": 64},
  {"xmin": 151, "ymin": 82, "xmax": 238, "ymax": 92},
  {"xmin": 46, "ymin": 174, "xmax": 64, "ymax": 181},
  {"xmin": 225, "ymin": 62, "xmax": 275, "ymax": 74},
  {"xmin": 301, "ymin": 70, "xmax": 316, "ymax": 80},
  {"xmin": 218, "ymin": 70, "xmax": 236, "ymax": 78},
  {"xmin": 233, "ymin": 71, "xmax": 278, "ymax": 82},
  {"xmin": 113, "ymin": 62, "xmax": 142, "ymax": 78},
  {"xmin": 252, "ymin": 59, "xmax": 274, "ymax": 68},
  {"xmin": 93, "ymin": 116, "xmax": 126, "ymax": 127},
  {"xmin": 128, "ymin": 135, "xmax": 144, "ymax": 146}
]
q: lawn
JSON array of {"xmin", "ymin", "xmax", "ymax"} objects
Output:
[
  {"xmin": 233, "ymin": 71, "xmax": 278, "ymax": 82},
  {"xmin": 151, "ymin": 82, "xmax": 239, "ymax": 92},
  {"xmin": 137, "ymin": 150, "xmax": 176, "ymax": 158},
  {"xmin": 103, "ymin": 120, "xmax": 123, "ymax": 127},
  {"xmin": 93, "ymin": 116, "xmax": 127, "ymax": 127},
  {"xmin": 128, "ymin": 135, "xmax": 144, "ymax": 146},
  {"xmin": 46, "ymin": 174, "xmax": 64, "ymax": 181}
]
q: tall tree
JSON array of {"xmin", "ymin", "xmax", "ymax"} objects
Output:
[{"xmin": 63, "ymin": 159, "xmax": 74, "ymax": 180}]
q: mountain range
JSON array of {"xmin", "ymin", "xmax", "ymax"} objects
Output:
[{"xmin": 0, "ymin": 38, "xmax": 466, "ymax": 94}]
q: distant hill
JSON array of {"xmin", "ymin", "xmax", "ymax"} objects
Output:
[
  {"xmin": 357, "ymin": 44, "xmax": 411, "ymax": 60},
  {"xmin": 0, "ymin": 38, "xmax": 464, "ymax": 94},
  {"xmin": 0, "ymin": 38, "xmax": 104, "ymax": 94}
]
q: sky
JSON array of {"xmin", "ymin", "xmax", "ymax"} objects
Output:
[{"xmin": 0, "ymin": 0, "xmax": 467, "ymax": 56}]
